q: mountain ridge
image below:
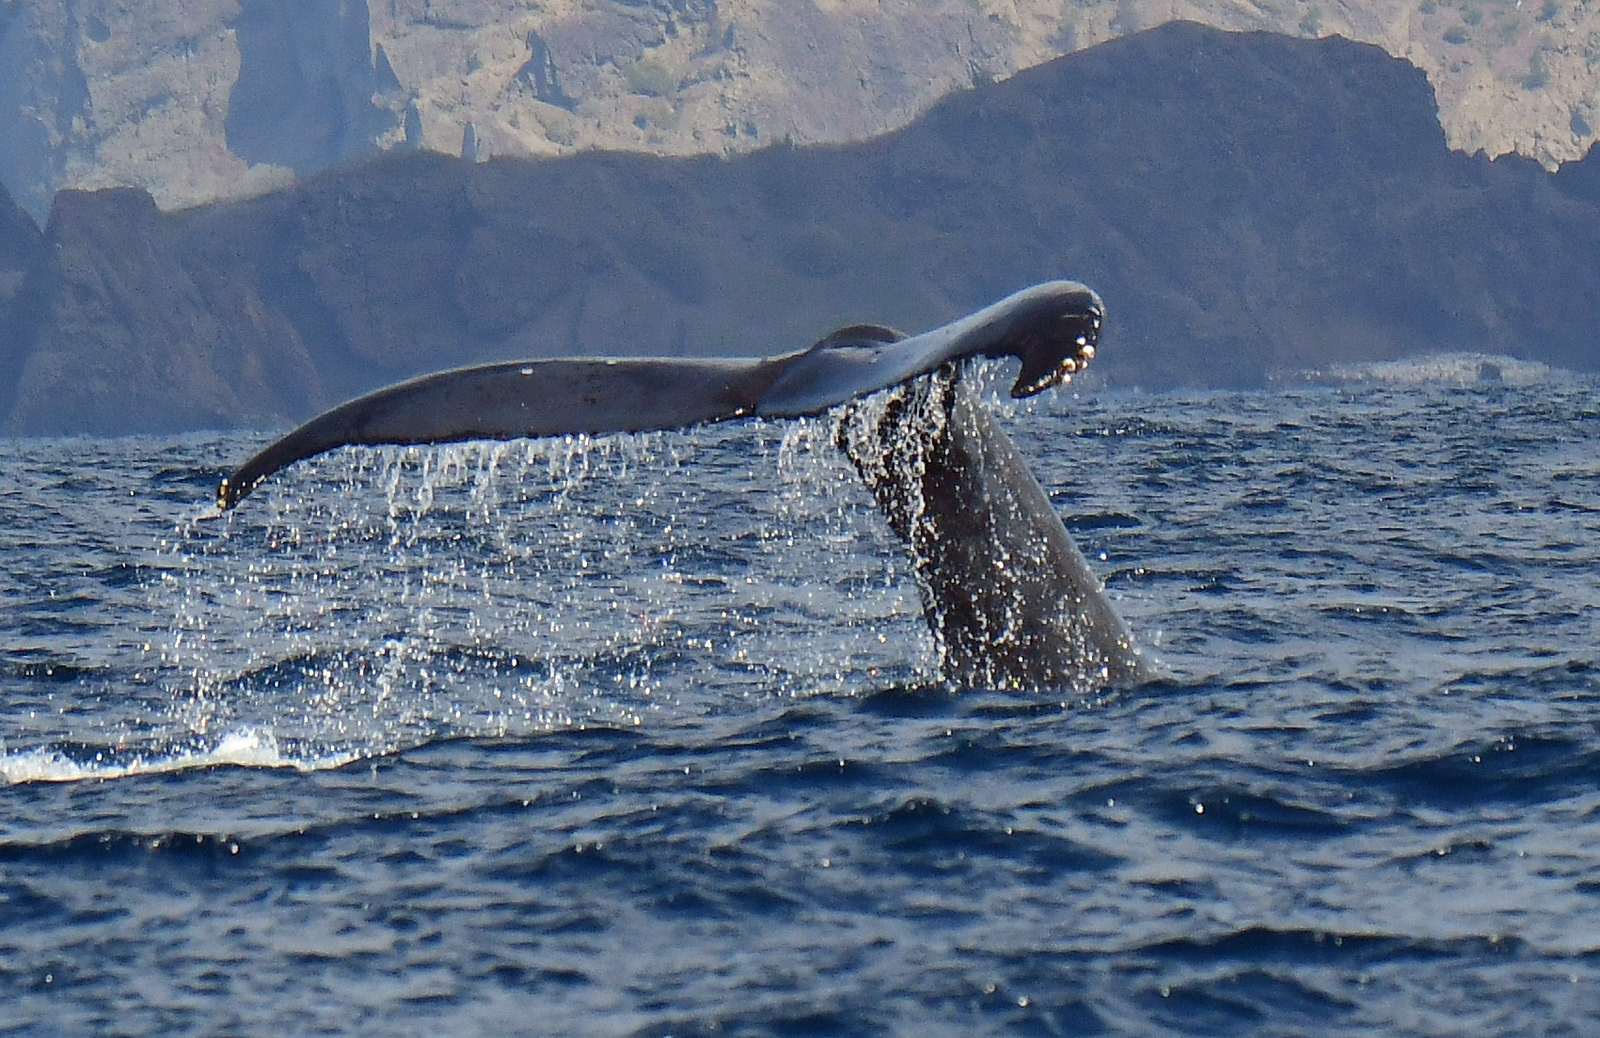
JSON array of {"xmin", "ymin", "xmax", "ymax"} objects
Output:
[
  {"xmin": 3, "ymin": 1, "xmax": 1599, "ymax": 222},
  {"xmin": 2, "ymin": 22, "xmax": 1597, "ymax": 435}
]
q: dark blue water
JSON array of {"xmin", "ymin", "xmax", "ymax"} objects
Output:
[{"xmin": 4, "ymin": 372, "xmax": 1600, "ymax": 1035}]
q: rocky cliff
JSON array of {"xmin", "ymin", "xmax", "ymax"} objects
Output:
[
  {"xmin": 2, "ymin": 0, "xmax": 1598, "ymax": 221},
  {"xmin": 0, "ymin": 185, "xmax": 321, "ymax": 433},
  {"xmin": 0, "ymin": 177, "xmax": 41, "ymax": 394},
  {"xmin": 0, "ymin": 174, "xmax": 36, "ymax": 292},
  {"xmin": 3, "ymin": 23, "xmax": 1597, "ymax": 435}
]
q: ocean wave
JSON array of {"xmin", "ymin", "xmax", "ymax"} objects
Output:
[{"xmin": 0, "ymin": 728, "xmax": 355, "ymax": 785}]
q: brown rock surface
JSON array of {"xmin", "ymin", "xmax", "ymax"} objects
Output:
[
  {"xmin": 4, "ymin": 24, "xmax": 1597, "ymax": 434},
  {"xmin": 2, "ymin": 1, "xmax": 1598, "ymax": 220},
  {"xmin": 3, "ymin": 187, "xmax": 320, "ymax": 434}
]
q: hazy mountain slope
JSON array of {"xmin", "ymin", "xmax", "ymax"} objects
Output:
[
  {"xmin": 3, "ymin": 23, "xmax": 1596, "ymax": 435},
  {"xmin": 0, "ymin": 186, "xmax": 320, "ymax": 433},
  {"xmin": 1, "ymin": 0, "xmax": 1596, "ymax": 221},
  {"xmin": 0, "ymin": 177, "xmax": 41, "ymax": 401}
]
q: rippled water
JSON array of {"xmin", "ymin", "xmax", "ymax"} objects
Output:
[{"xmin": 3, "ymin": 375, "xmax": 1599, "ymax": 1035}]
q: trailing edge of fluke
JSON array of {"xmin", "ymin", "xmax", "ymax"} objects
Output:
[{"xmin": 216, "ymin": 281, "xmax": 1104, "ymax": 511}]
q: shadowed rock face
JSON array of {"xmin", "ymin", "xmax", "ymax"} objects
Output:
[
  {"xmin": 2, "ymin": 187, "xmax": 320, "ymax": 435},
  {"xmin": 2, "ymin": 24, "xmax": 1599, "ymax": 434},
  {"xmin": 226, "ymin": 0, "xmax": 388, "ymax": 175},
  {"xmin": 0, "ymin": 179, "xmax": 42, "ymax": 409},
  {"xmin": 0, "ymin": 179, "xmax": 35, "ymax": 274}
]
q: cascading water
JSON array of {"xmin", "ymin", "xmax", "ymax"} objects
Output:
[{"xmin": 131, "ymin": 411, "xmax": 937, "ymax": 775}]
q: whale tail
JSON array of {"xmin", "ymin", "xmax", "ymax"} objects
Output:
[
  {"xmin": 217, "ymin": 282, "xmax": 1105, "ymax": 511},
  {"xmin": 837, "ymin": 370, "xmax": 1147, "ymax": 692},
  {"xmin": 213, "ymin": 281, "xmax": 1144, "ymax": 692}
]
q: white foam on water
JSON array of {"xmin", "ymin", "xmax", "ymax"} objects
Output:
[
  {"xmin": 1279, "ymin": 352, "xmax": 1560, "ymax": 387},
  {"xmin": 0, "ymin": 727, "xmax": 365, "ymax": 785}
]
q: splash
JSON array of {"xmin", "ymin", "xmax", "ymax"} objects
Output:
[
  {"xmin": 127, "ymin": 422, "xmax": 936, "ymax": 775},
  {"xmin": 0, "ymin": 726, "xmax": 348, "ymax": 784}
]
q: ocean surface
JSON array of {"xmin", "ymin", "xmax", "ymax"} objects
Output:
[{"xmin": 3, "ymin": 370, "xmax": 1599, "ymax": 1035}]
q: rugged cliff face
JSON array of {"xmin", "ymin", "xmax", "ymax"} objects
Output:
[
  {"xmin": 1, "ymin": 186, "xmax": 320, "ymax": 434},
  {"xmin": 0, "ymin": 178, "xmax": 35, "ymax": 257},
  {"xmin": 0, "ymin": 177, "xmax": 42, "ymax": 396},
  {"xmin": 1, "ymin": 0, "xmax": 1597, "ymax": 221},
  {"xmin": 3, "ymin": 23, "xmax": 1597, "ymax": 434},
  {"xmin": 0, "ymin": 177, "xmax": 36, "ymax": 293}
]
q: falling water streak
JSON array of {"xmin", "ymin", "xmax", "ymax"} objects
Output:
[{"xmin": 121, "ymin": 413, "xmax": 944, "ymax": 774}]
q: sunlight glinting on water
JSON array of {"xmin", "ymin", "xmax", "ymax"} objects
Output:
[
  {"xmin": 135, "ymin": 415, "xmax": 933, "ymax": 772},
  {"xmin": 6, "ymin": 378, "xmax": 1600, "ymax": 1035}
]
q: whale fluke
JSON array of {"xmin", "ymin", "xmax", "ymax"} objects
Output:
[
  {"xmin": 217, "ymin": 282, "xmax": 1103, "ymax": 510},
  {"xmin": 215, "ymin": 280, "xmax": 1146, "ymax": 692}
]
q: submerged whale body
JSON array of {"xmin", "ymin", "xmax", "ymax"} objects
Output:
[{"xmin": 217, "ymin": 281, "xmax": 1148, "ymax": 692}]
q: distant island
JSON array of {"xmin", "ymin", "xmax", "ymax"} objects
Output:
[{"xmin": 2, "ymin": 23, "xmax": 1597, "ymax": 435}]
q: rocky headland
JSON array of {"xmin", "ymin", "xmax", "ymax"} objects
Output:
[
  {"xmin": 2, "ymin": 22, "xmax": 1598, "ymax": 434},
  {"xmin": 3, "ymin": 0, "xmax": 1599, "ymax": 222}
]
